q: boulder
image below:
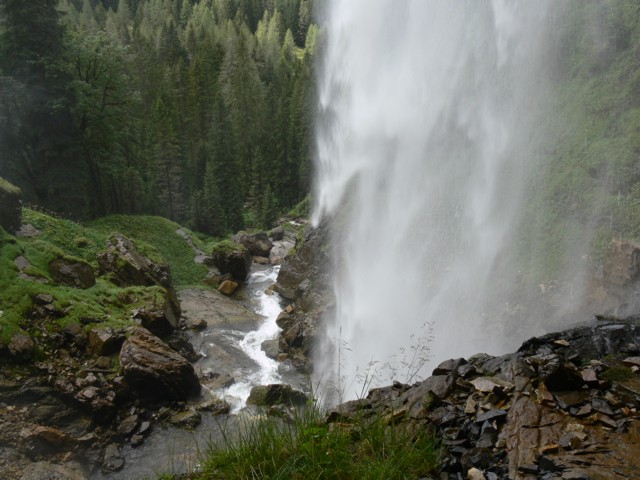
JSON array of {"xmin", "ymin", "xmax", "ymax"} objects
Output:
[
  {"xmin": 0, "ymin": 177, "xmax": 22, "ymax": 234},
  {"xmin": 8, "ymin": 334, "xmax": 35, "ymax": 363},
  {"xmin": 246, "ymin": 384, "xmax": 308, "ymax": 407},
  {"xmin": 210, "ymin": 242, "xmax": 252, "ymax": 281},
  {"xmin": 217, "ymin": 280, "xmax": 239, "ymax": 295},
  {"xmin": 232, "ymin": 231, "xmax": 274, "ymax": 257},
  {"xmin": 261, "ymin": 339, "xmax": 280, "ymax": 360},
  {"xmin": 49, "ymin": 258, "xmax": 95, "ymax": 289},
  {"xmin": 119, "ymin": 327, "xmax": 200, "ymax": 401},
  {"xmin": 97, "ymin": 234, "xmax": 172, "ymax": 289}
]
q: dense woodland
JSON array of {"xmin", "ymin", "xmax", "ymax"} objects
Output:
[{"xmin": 0, "ymin": 0, "xmax": 318, "ymax": 234}]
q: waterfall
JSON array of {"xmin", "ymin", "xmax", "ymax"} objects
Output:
[{"xmin": 314, "ymin": 1, "xmax": 571, "ymax": 399}]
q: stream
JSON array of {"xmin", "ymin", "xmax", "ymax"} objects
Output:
[{"xmin": 92, "ymin": 262, "xmax": 308, "ymax": 479}]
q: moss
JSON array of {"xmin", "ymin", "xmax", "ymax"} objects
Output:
[
  {"xmin": 211, "ymin": 239, "xmax": 246, "ymax": 255},
  {"xmin": 601, "ymin": 366, "xmax": 634, "ymax": 383},
  {"xmin": 89, "ymin": 215, "xmax": 208, "ymax": 286}
]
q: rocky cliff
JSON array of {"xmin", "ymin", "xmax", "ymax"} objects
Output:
[
  {"xmin": 273, "ymin": 222, "xmax": 333, "ymax": 372},
  {"xmin": 327, "ymin": 316, "xmax": 640, "ymax": 480}
]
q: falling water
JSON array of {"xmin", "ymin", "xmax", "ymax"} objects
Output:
[{"xmin": 314, "ymin": 1, "xmax": 569, "ymax": 397}]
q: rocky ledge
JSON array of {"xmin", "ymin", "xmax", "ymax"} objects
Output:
[
  {"xmin": 272, "ymin": 222, "xmax": 333, "ymax": 371},
  {"xmin": 328, "ymin": 316, "xmax": 640, "ymax": 480}
]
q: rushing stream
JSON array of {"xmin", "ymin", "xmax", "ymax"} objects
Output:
[
  {"xmin": 93, "ymin": 262, "xmax": 304, "ymax": 479},
  {"xmin": 222, "ymin": 265, "xmax": 284, "ymax": 412}
]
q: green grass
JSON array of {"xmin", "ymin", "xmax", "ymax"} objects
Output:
[
  {"xmin": 0, "ymin": 209, "xmax": 217, "ymax": 347},
  {"xmin": 88, "ymin": 214, "xmax": 208, "ymax": 286},
  {"xmin": 182, "ymin": 407, "xmax": 439, "ymax": 480}
]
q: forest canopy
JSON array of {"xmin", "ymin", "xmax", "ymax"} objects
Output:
[{"xmin": 0, "ymin": 0, "xmax": 319, "ymax": 234}]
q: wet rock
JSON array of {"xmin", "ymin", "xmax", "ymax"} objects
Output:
[
  {"xmin": 253, "ymin": 256, "xmax": 270, "ymax": 265},
  {"xmin": 218, "ymin": 279, "xmax": 239, "ymax": 295},
  {"xmin": 261, "ymin": 339, "xmax": 279, "ymax": 360},
  {"xmin": 49, "ymin": 258, "xmax": 95, "ymax": 289},
  {"xmin": 88, "ymin": 327, "xmax": 125, "ymax": 356},
  {"xmin": 116, "ymin": 414, "xmax": 139, "ymax": 436},
  {"xmin": 232, "ymin": 231, "xmax": 273, "ymax": 257},
  {"xmin": 210, "ymin": 243, "xmax": 252, "ymax": 281},
  {"xmin": 197, "ymin": 398, "xmax": 230, "ymax": 415},
  {"xmin": 119, "ymin": 327, "xmax": 201, "ymax": 401},
  {"xmin": 0, "ymin": 176, "xmax": 22, "ymax": 233},
  {"xmin": 247, "ymin": 384, "xmax": 309, "ymax": 407},
  {"xmin": 8, "ymin": 334, "xmax": 35, "ymax": 363},
  {"xmin": 130, "ymin": 434, "xmax": 144, "ymax": 447},
  {"xmin": 168, "ymin": 408, "xmax": 201, "ymax": 429},
  {"xmin": 186, "ymin": 318, "xmax": 207, "ymax": 330},
  {"xmin": 102, "ymin": 443, "xmax": 124, "ymax": 472}
]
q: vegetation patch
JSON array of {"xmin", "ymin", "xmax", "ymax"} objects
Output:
[
  {"xmin": 180, "ymin": 408, "xmax": 439, "ymax": 480},
  {"xmin": 601, "ymin": 365, "xmax": 634, "ymax": 383},
  {"xmin": 88, "ymin": 215, "xmax": 208, "ymax": 286}
]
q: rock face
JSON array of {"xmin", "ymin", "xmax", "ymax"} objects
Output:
[
  {"xmin": 49, "ymin": 258, "xmax": 96, "ymax": 289},
  {"xmin": 273, "ymin": 223, "xmax": 332, "ymax": 371},
  {"xmin": 119, "ymin": 328, "xmax": 201, "ymax": 401},
  {"xmin": 327, "ymin": 317, "xmax": 640, "ymax": 480},
  {"xmin": 232, "ymin": 231, "xmax": 274, "ymax": 257},
  {"xmin": 210, "ymin": 243, "xmax": 252, "ymax": 281},
  {"xmin": 0, "ymin": 177, "xmax": 22, "ymax": 234}
]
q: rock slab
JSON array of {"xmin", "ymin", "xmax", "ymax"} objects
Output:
[{"xmin": 119, "ymin": 328, "xmax": 200, "ymax": 401}]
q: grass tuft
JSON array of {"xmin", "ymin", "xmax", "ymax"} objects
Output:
[{"xmin": 186, "ymin": 406, "xmax": 439, "ymax": 480}]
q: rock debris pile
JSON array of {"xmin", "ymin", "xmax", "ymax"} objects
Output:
[{"xmin": 328, "ymin": 317, "xmax": 640, "ymax": 480}]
